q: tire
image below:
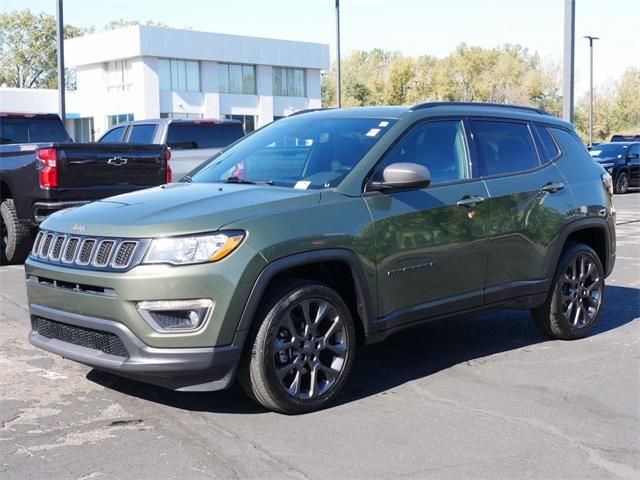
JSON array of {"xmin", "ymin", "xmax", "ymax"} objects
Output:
[
  {"xmin": 532, "ymin": 243, "xmax": 605, "ymax": 340},
  {"xmin": 239, "ymin": 279, "xmax": 356, "ymax": 414},
  {"xmin": 614, "ymin": 171, "xmax": 629, "ymax": 194},
  {"xmin": 0, "ymin": 199, "xmax": 34, "ymax": 265}
]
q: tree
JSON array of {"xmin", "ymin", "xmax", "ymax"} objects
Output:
[
  {"xmin": 103, "ymin": 18, "xmax": 169, "ymax": 30},
  {"xmin": 0, "ymin": 10, "xmax": 89, "ymax": 89}
]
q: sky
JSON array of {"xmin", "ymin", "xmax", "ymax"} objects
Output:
[{"xmin": 5, "ymin": 0, "xmax": 640, "ymax": 96}]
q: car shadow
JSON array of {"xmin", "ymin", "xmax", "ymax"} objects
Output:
[{"xmin": 87, "ymin": 284, "xmax": 639, "ymax": 414}]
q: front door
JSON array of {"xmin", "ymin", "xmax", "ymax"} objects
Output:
[{"xmin": 364, "ymin": 119, "xmax": 490, "ymax": 329}]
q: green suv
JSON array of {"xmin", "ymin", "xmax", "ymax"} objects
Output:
[{"xmin": 26, "ymin": 103, "xmax": 616, "ymax": 414}]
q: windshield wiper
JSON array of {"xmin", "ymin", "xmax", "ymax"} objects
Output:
[
  {"xmin": 182, "ymin": 175, "xmax": 193, "ymax": 183},
  {"xmin": 225, "ymin": 176, "xmax": 274, "ymax": 185}
]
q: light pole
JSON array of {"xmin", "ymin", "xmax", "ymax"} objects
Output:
[
  {"xmin": 584, "ymin": 35, "xmax": 599, "ymax": 147},
  {"xmin": 562, "ymin": 0, "xmax": 575, "ymax": 123},
  {"xmin": 335, "ymin": 0, "xmax": 341, "ymax": 108},
  {"xmin": 56, "ymin": 0, "xmax": 66, "ymax": 123}
]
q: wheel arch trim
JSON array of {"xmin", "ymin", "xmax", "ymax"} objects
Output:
[{"xmin": 234, "ymin": 249, "xmax": 376, "ymax": 338}]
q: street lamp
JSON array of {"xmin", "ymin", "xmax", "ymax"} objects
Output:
[
  {"xmin": 335, "ymin": 0, "xmax": 341, "ymax": 108},
  {"xmin": 584, "ymin": 35, "xmax": 599, "ymax": 147},
  {"xmin": 56, "ymin": 0, "xmax": 66, "ymax": 123}
]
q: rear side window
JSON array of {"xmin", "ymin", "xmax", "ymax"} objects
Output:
[
  {"xmin": 550, "ymin": 128, "xmax": 592, "ymax": 161},
  {"xmin": 100, "ymin": 126, "xmax": 126, "ymax": 143},
  {"xmin": 472, "ymin": 120, "xmax": 540, "ymax": 176},
  {"xmin": 0, "ymin": 118, "xmax": 29, "ymax": 144},
  {"xmin": 380, "ymin": 119, "xmax": 470, "ymax": 184},
  {"xmin": 127, "ymin": 124, "xmax": 157, "ymax": 144},
  {"xmin": 533, "ymin": 124, "xmax": 560, "ymax": 163},
  {"xmin": 0, "ymin": 117, "xmax": 69, "ymax": 144},
  {"xmin": 166, "ymin": 123, "xmax": 244, "ymax": 150}
]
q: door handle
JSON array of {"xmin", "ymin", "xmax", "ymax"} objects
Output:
[
  {"xmin": 541, "ymin": 182, "xmax": 564, "ymax": 193},
  {"xmin": 456, "ymin": 195, "xmax": 485, "ymax": 208}
]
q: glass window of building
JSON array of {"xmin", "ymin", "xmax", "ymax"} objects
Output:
[
  {"xmin": 219, "ymin": 64, "xmax": 256, "ymax": 95},
  {"xmin": 158, "ymin": 59, "xmax": 201, "ymax": 92},
  {"xmin": 224, "ymin": 114, "xmax": 256, "ymax": 133},
  {"xmin": 273, "ymin": 67, "xmax": 306, "ymax": 97},
  {"xmin": 106, "ymin": 60, "xmax": 132, "ymax": 91}
]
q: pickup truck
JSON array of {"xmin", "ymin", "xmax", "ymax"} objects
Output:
[
  {"xmin": 98, "ymin": 118, "xmax": 245, "ymax": 180},
  {"xmin": 0, "ymin": 113, "xmax": 170, "ymax": 264}
]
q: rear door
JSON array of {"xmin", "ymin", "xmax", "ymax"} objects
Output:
[
  {"xmin": 365, "ymin": 118, "xmax": 490, "ymax": 327},
  {"xmin": 470, "ymin": 119, "xmax": 572, "ymax": 303},
  {"xmin": 56, "ymin": 144, "xmax": 166, "ymax": 187}
]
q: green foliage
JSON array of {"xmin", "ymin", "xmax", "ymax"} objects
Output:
[
  {"xmin": 574, "ymin": 67, "xmax": 640, "ymax": 143},
  {"xmin": 103, "ymin": 18, "xmax": 169, "ymax": 30},
  {"xmin": 323, "ymin": 43, "xmax": 562, "ymax": 114},
  {"xmin": 0, "ymin": 10, "xmax": 89, "ymax": 89}
]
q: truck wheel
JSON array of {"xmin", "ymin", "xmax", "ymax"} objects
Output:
[
  {"xmin": 239, "ymin": 279, "xmax": 356, "ymax": 414},
  {"xmin": 0, "ymin": 199, "xmax": 34, "ymax": 265},
  {"xmin": 532, "ymin": 243, "xmax": 605, "ymax": 340},
  {"xmin": 614, "ymin": 172, "xmax": 629, "ymax": 194}
]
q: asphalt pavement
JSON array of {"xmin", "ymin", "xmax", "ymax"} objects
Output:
[{"xmin": 1, "ymin": 193, "xmax": 638, "ymax": 480}]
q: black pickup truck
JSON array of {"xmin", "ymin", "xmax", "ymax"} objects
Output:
[{"xmin": 0, "ymin": 113, "xmax": 170, "ymax": 264}]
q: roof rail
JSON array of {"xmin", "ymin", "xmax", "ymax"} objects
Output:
[
  {"xmin": 410, "ymin": 102, "xmax": 550, "ymax": 115},
  {"xmin": 287, "ymin": 108, "xmax": 335, "ymax": 117}
]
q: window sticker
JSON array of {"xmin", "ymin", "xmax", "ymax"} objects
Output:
[
  {"xmin": 294, "ymin": 180, "xmax": 311, "ymax": 190},
  {"xmin": 366, "ymin": 128, "xmax": 381, "ymax": 137},
  {"xmin": 378, "ymin": 121, "xmax": 390, "ymax": 127}
]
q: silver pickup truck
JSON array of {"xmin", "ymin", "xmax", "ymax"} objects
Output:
[{"xmin": 98, "ymin": 118, "xmax": 245, "ymax": 181}]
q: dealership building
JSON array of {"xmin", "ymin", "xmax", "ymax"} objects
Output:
[{"xmin": 0, "ymin": 25, "xmax": 329, "ymax": 141}]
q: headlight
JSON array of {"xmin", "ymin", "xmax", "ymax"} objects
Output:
[{"xmin": 143, "ymin": 231, "xmax": 245, "ymax": 265}]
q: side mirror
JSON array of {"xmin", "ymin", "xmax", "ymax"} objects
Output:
[{"xmin": 369, "ymin": 162, "xmax": 431, "ymax": 191}]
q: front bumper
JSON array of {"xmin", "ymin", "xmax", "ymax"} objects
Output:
[{"xmin": 28, "ymin": 303, "xmax": 246, "ymax": 391}]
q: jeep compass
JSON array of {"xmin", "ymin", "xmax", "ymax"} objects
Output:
[{"xmin": 26, "ymin": 103, "xmax": 616, "ymax": 414}]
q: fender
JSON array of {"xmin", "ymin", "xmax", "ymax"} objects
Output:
[
  {"xmin": 547, "ymin": 216, "xmax": 614, "ymax": 280},
  {"xmin": 234, "ymin": 248, "xmax": 376, "ymax": 337}
]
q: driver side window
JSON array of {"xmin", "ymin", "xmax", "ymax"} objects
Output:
[{"xmin": 381, "ymin": 120, "xmax": 470, "ymax": 185}]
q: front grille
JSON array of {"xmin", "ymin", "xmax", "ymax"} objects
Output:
[
  {"xmin": 63, "ymin": 237, "xmax": 80, "ymax": 263},
  {"xmin": 50, "ymin": 235, "xmax": 65, "ymax": 260},
  {"xmin": 77, "ymin": 239, "xmax": 96, "ymax": 265},
  {"xmin": 30, "ymin": 230, "xmax": 145, "ymax": 271},
  {"xmin": 40, "ymin": 233, "xmax": 54, "ymax": 258},
  {"xmin": 32, "ymin": 231, "xmax": 44, "ymax": 255},
  {"xmin": 113, "ymin": 241, "xmax": 137, "ymax": 268},
  {"xmin": 93, "ymin": 240, "xmax": 115, "ymax": 267},
  {"xmin": 31, "ymin": 316, "xmax": 129, "ymax": 357}
]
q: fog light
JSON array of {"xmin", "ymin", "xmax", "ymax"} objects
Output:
[{"xmin": 136, "ymin": 299, "xmax": 213, "ymax": 332}]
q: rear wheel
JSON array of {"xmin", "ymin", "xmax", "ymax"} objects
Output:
[
  {"xmin": 239, "ymin": 280, "xmax": 356, "ymax": 414},
  {"xmin": 0, "ymin": 199, "xmax": 34, "ymax": 265},
  {"xmin": 532, "ymin": 243, "xmax": 605, "ymax": 340},
  {"xmin": 614, "ymin": 171, "xmax": 629, "ymax": 194}
]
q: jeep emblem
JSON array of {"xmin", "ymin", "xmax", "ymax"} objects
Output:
[{"xmin": 71, "ymin": 224, "xmax": 86, "ymax": 233}]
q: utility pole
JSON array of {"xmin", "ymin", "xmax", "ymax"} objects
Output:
[
  {"xmin": 562, "ymin": 0, "xmax": 575, "ymax": 123},
  {"xmin": 56, "ymin": 0, "xmax": 66, "ymax": 123},
  {"xmin": 335, "ymin": 0, "xmax": 342, "ymax": 108},
  {"xmin": 584, "ymin": 35, "xmax": 599, "ymax": 147}
]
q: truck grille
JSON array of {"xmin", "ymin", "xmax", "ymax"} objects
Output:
[
  {"xmin": 31, "ymin": 230, "xmax": 147, "ymax": 271},
  {"xmin": 31, "ymin": 316, "xmax": 129, "ymax": 357}
]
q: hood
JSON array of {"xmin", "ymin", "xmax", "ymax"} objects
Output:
[{"xmin": 41, "ymin": 182, "xmax": 321, "ymax": 237}]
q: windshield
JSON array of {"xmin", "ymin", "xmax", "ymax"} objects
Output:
[
  {"xmin": 188, "ymin": 116, "xmax": 397, "ymax": 189},
  {"xmin": 589, "ymin": 144, "xmax": 629, "ymax": 159}
]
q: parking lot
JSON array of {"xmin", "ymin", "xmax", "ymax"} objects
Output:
[{"xmin": 0, "ymin": 193, "xmax": 638, "ymax": 480}]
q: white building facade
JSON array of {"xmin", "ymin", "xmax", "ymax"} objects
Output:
[{"xmin": 0, "ymin": 25, "xmax": 329, "ymax": 141}]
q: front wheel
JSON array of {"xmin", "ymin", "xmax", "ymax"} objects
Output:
[
  {"xmin": 239, "ymin": 280, "xmax": 356, "ymax": 414},
  {"xmin": 614, "ymin": 172, "xmax": 629, "ymax": 194},
  {"xmin": 532, "ymin": 243, "xmax": 605, "ymax": 340}
]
